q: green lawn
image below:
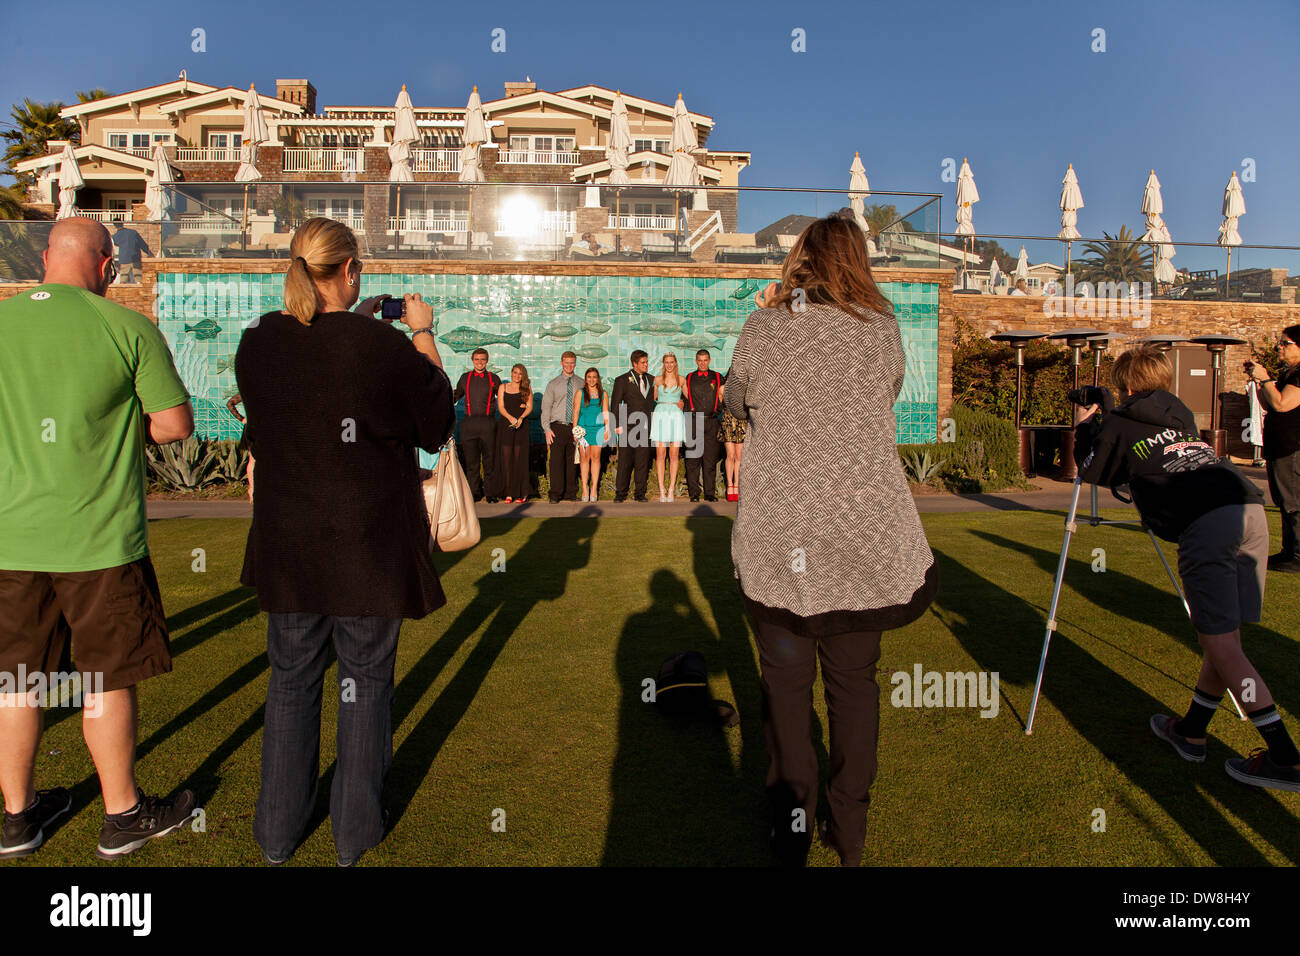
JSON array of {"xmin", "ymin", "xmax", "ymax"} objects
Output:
[{"xmin": 11, "ymin": 510, "xmax": 1299, "ymax": 867}]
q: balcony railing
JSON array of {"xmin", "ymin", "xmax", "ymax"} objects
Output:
[
  {"xmin": 495, "ymin": 211, "xmax": 575, "ymax": 236},
  {"xmin": 608, "ymin": 214, "xmax": 674, "ymax": 230},
  {"xmin": 283, "ymin": 148, "xmax": 366, "ymax": 173},
  {"xmin": 498, "ymin": 150, "xmax": 581, "ymax": 165},
  {"xmin": 107, "ymin": 146, "xmax": 156, "ymax": 159},
  {"xmin": 309, "ymin": 212, "xmax": 366, "ymax": 231},
  {"xmin": 174, "ymin": 214, "xmax": 242, "ymax": 234},
  {"xmin": 79, "ymin": 209, "xmax": 133, "ymax": 222},
  {"xmin": 411, "ymin": 149, "xmax": 462, "ymax": 173},
  {"xmin": 388, "ymin": 215, "xmax": 469, "ymax": 234},
  {"xmin": 175, "ymin": 147, "xmax": 241, "ymax": 162}
]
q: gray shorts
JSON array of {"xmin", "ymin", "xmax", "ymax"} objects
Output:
[{"xmin": 1176, "ymin": 503, "xmax": 1268, "ymax": 635}]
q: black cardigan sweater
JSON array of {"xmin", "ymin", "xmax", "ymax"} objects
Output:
[{"xmin": 235, "ymin": 310, "xmax": 455, "ymax": 617}]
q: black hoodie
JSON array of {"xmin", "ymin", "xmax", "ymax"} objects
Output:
[{"xmin": 1074, "ymin": 389, "xmax": 1263, "ymax": 541}]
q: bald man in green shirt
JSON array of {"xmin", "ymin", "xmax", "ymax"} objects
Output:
[{"xmin": 0, "ymin": 218, "xmax": 199, "ymax": 860}]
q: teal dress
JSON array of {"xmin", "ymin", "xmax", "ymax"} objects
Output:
[
  {"xmin": 577, "ymin": 391, "xmax": 609, "ymax": 445},
  {"xmin": 650, "ymin": 384, "xmax": 686, "ymax": 443}
]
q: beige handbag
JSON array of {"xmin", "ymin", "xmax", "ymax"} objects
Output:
[{"xmin": 422, "ymin": 438, "xmax": 481, "ymax": 552}]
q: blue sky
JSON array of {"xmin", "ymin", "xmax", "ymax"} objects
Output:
[{"xmin": 2, "ymin": 0, "xmax": 1296, "ymax": 272}]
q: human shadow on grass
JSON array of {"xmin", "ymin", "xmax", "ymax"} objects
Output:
[
  {"xmin": 930, "ymin": 546, "xmax": 1298, "ymax": 866},
  {"xmin": 299, "ymin": 512, "xmax": 599, "ymax": 838},
  {"xmin": 685, "ymin": 519, "xmax": 763, "ymax": 763},
  {"xmin": 602, "ymin": 569, "xmax": 766, "ymax": 865},
  {"xmin": 969, "ymin": 528, "xmax": 1297, "ymax": 717}
]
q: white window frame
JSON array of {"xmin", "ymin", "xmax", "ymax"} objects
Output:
[{"xmin": 207, "ymin": 131, "xmax": 243, "ymax": 150}]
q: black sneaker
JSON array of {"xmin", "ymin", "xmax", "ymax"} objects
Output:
[
  {"xmin": 0, "ymin": 788, "xmax": 72, "ymax": 859},
  {"xmin": 1225, "ymin": 749, "xmax": 1300, "ymax": 792},
  {"xmin": 1150, "ymin": 714, "xmax": 1206, "ymax": 762},
  {"xmin": 95, "ymin": 789, "xmax": 197, "ymax": 860}
]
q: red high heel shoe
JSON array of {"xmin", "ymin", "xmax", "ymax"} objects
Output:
[{"xmin": 726, "ymin": 485, "xmax": 738, "ymax": 502}]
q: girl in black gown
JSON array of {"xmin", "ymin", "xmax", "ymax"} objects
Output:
[{"xmin": 495, "ymin": 363, "xmax": 534, "ymax": 502}]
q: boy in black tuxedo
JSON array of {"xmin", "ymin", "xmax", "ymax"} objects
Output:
[{"xmin": 611, "ymin": 350, "xmax": 655, "ymax": 502}]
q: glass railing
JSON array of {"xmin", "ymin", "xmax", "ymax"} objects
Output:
[
  {"xmin": 943, "ymin": 231, "xmax": 1300, "ymax": 303},
  {"xmin": 0, "ymin": 183, "xmax": 942, "ymax": 274}
]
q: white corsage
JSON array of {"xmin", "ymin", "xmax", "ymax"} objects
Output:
[{"xmin": 571, "ymin": 424, "xmax": 587, "ymax": 463}]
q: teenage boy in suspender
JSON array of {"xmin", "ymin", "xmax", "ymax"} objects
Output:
[
  {"xmin": 684, "ymin": 350, "xmax": 724, "ymax": 502},
  {"xmin": 453, "ymin": 348, "xmax": 501, "ymax": 502}
]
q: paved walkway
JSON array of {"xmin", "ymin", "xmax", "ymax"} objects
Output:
[{"xmin": 146, "ymin": 468, "xmax": 1274, "ymax": 521}]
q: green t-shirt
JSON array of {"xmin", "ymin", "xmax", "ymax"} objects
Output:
[{"xmin": 0, "ymin": 283, "xmax": 190, "ymax": 571}]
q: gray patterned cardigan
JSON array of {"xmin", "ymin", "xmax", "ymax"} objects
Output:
[{"xmin": 723, "ymin": 303, "xmax": 935, "ymax": 619}]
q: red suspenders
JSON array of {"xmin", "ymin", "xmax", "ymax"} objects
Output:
[{"xmin": 685, "ymin": 371, "xmax": 720, "ymax": 413}]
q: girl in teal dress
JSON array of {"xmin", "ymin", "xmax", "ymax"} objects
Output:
[
  {"xmin": 572, "ymin": 367, "xmax": 610, "ymax": 502},
  {"xmin": 650, "ymin": 352, "xmax": 686, "ymax": 501}
]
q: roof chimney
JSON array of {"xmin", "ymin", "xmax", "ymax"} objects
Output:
[
  {"xmin": 276, "ymin": 79, "xmax": 317, "ymax": 114},
  {"xmin": 503, "ymin": 77, "xmax": 536, "ymax": 98}
]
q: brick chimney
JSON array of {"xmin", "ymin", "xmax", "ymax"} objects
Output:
[
  {"xmin": 276, "ymin": 79, "xmax": 317, "ymax": 114},
  {"xmin": 503, "ymin": 77, "xmax": 536, "ymax": 98}
]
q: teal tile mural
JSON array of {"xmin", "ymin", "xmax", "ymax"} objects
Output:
[{"xmin": 155, "ymin": 274, "xmax": 938, "ymax": 444}]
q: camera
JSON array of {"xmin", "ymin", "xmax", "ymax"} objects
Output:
[
  {"xmin": 380, "ymin": 297, "xmax": 406, "ymax": 320},
  {"xmin": 1068, "ymin": 385, "xmax": 1114, "ymax": 410}
]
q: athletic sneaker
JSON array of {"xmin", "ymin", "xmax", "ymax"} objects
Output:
[
  {"xmin": 1149, "ymin": 714, "xmax": 1206, "ymax": 762},
  {"xmin": 95, "ymin": 788, "xmax": 197, "ymax": 860},
  {"xmin": 0, "ymin": 787, "xmax": 72, "ymax": 859},
  {"xmin": 1224, "ymin": 749, "xmax": 1300, "ymax": 793}
]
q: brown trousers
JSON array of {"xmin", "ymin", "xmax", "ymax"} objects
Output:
[{"xmin": 754, "ymin": 618, "xmax": 882, "ymax": 866}]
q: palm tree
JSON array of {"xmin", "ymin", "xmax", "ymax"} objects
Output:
[
  {"xmin": 3, "ymin": 99, "xmax": 79, "ymax": 191},
  {"xmin": 1070, "ymin": 225, "xmax": 1153, "ymax": 285},
  {"xmin": 0, "ymin": 184, "xmax": 24, "ymax": 220}
]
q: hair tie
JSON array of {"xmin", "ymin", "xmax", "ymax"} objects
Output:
[{"xmin": 295, "ymin": 256, "xmax": 308, "ymax": 269}]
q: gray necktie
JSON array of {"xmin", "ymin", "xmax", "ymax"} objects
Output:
[
  {"xmin": 637, "ymin": 374, "xmax": 648, "ymax": 398},
  {"xmin": 564, "ymin": 375, "xmax": 575, "ymax": 423}
]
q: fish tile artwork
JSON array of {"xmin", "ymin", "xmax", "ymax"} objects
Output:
[{"xmin": 154, "ymin": 273, "xmax": 937, "ymax": 443}]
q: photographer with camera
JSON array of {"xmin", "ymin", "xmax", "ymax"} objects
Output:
[
  {"xmin": 235, "ymin": 217, "xmax": 455, "ymax": 865},
  {"xmin": 1073, "ymin": 346, "xmax": 1299, "ymax": 792},
  {"xmin": 1245, "ymin": 324, "xmax": 1300, "ymax": 572}
]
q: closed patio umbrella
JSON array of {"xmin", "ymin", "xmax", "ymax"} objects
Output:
[
  {"xmin": 145, "ymin": 145, "xmax": 174, "ymax": 221},
  {"xmin": 1058, "ymin": 164, "xmax": 1084, "ymax": 273},
  {"xmin": 1014, "ymin": 245, "xmax": 1030, "ymax": 282},
  {"xmin": 57, "ymin": 144, "xmax": 84, "ymax": 220},
  {"xmin": 1218, "ymin": 171, "xmax": 1245, "ymax": 297}
]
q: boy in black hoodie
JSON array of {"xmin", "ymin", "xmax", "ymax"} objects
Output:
[{"xmin": 1074, "ymin": 346, "xmax": 1299, "ymax": 792}]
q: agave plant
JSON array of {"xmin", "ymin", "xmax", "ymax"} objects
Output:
[
  {"xmin": 901, "ymin": 449, "xmax": 944, "ymax": 486},
  {"xmin": 212, "ymin": 439, "xmax": 250, "ymax": 483},
  {"xmin": 146, "ymin": 436, "xmax": 222, "ymax": 490}
]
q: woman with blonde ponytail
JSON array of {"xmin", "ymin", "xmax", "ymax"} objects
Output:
[{"xmin": 234, "ymin": 217, "xmax": 456, "ymax": 867}]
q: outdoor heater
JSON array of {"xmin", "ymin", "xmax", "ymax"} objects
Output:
[
  {"xmin": 1189, "ymin": 334, "xmax": 1248, "ymax": 457},
  {"xmin": 1137, "ymin": 335, "xmax": 1189, "ymax": 353},
  {"xmin": 990, "ymin": 330, "xmax": 1046, "ymax": 473},
  {"xmin": 1087, "ymin": 331, "xmax": 1126, "ymax": 387},
  {"xmin": 1046, "ymin": 327, "xmax": 1107, "ymax": 480}
]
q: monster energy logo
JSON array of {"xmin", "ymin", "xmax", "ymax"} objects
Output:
[{"xmin": 1132, "ymin": 439, "xmax": 1152, "ymax": 460}]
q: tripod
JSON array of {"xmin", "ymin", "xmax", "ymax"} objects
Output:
[{"xmin": 1025, "ymin": 477, "xmax": 1248, "ymax": 735}]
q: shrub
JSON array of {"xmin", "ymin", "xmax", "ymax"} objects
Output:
[
  {"xmin": 938, "ymin": 402, "xmax": 1029, "ymax": 493},
  {"xmin": 952, "ymin": 318, "xmax": 1114, "ymax": 427},
  {"xmin": 146, "ymin": 436, "xmax": 222, "ymax": 490}
]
